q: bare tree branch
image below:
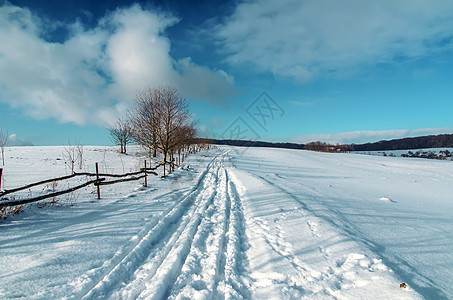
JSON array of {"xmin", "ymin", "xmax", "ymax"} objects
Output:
[
  {"xmin": 109, "ymin": 118, "xmax": 134, "ymax": 154},
  {"xmin": 0, "ymin": 128, "xmax": 9, "ymax": 166}
]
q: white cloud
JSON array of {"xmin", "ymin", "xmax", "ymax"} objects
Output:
[
  {"xmin": 217, "ymin": 0, "xmax": 453, "ymax": 81},
  {"xmin": 294, "ymin": 127, "xmax": 453, "ymax": 144},
  {"xmin": 197, "ymin": 117, "xmax": 228, "ymax": 138},
  {"xmin": 0, "ymin": 3, "xmax": 235, "ymax": 127},
  {"xmin": 175, "ymin": 57, "xmax": 235, "ymax": 106},
  {"xmin": 8, "ymin": 133, "xmax": 34, "ymax": 146}
]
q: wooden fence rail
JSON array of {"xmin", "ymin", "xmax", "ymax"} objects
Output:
[
  {"xmin": 0, "ymin": 178, "xmax": 106, "ymax": 208},
  {"xmin": 0, "ymin": 163, "xmax": 163, "ymax": 198},
  {"xmin": 0, "ymin": 161, "xmax": 161, "ymax": 209}
]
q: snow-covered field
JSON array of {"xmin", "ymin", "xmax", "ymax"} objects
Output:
[{"xmin": 1, "ymin": 145, "xmax": 452, "ymax": 299}]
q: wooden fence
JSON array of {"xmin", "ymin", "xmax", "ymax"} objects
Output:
[{"xmin": 0, "ymin": 162, "xmax": 162, "ymax": 209}]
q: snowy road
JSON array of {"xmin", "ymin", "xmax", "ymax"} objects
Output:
[
  {"xmin": 2, "ymin": 146, "xmax": 450, "ymax": 299},
  {"xmin": 73, "ymin": 153, "xmax": 249, "ymax": 299}
]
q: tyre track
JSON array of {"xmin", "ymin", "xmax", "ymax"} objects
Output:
[
  {"xmin": 73, "ymin": 152, "xmax": 252, "ymax": 299},
  {"xmin": 165, "ymin": 156, "xmax": 251, "ymax": 299},
  {"xmin": 135, "ymin": 163, "xmax": 221, "ymax": 299},
  {"xmin": 221, "ymin": 169, "xmax": 251, "ymax": 299},
  {"xmin": 212, "ymin": 167, "xmax": 231, "ymax": 296},
  {"xmin": 73, "ymin": 155, "xmax": 221, "ymax": 299},
  {"xmin": 165, "ymin": 165, "xmax": 229, "ymax": 299}
]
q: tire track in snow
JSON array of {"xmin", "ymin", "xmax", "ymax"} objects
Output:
[
  {"xmin": 133, "ymin": 162, "xmax": 222, "ymax": 299},
  {"xmin": 72, "ymin": 154, "xmax": 222, "ymax": 299},
  {"xmin": 213, "ymin": 167, "xmax": 232, "ymax": 293},
  {"xmin": 221, "ymin": 169, "xmax": 251, "ymax": 299},
  {"xmin": 164, "ymin": 165, "xmax": 230, "ymax": 299},
  {"xmin": 163, "ymin": 157, "xmax": 251, "ymax": 299}
]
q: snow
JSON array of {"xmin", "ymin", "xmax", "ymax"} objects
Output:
[
  {"xmin": 1, "ymin": 145, "xmax": 452, "ymax": 299},
  {"xmin": 379, "ymin": 196, "xmax": 396, "ymax": 203},
  {"xmin": 354, "ymin": 148, "xmax": 453, "ymax": 158}
]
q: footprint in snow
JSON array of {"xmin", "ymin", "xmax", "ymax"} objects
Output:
[{"xmin": 379, "ymin": 197, "xmax": 397, "ymax": 203}]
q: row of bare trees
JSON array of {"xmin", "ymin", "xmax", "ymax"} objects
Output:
[
  {"xmin": 109, "ymin": 86, "xmax": 197, "ymax": 177},
  {"xmin": 305, "ymin": 141, "xmax": 353, "ymax": 153}
]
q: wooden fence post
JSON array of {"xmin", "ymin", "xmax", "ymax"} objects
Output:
[
  {"xmin": 0, "ymin": 168, "xmax": 3, "ymax": 191},
  {"xmin": 144, "ymin": 160, "xmax": 147, "ymax": 187},
  {"xmin": 95, "ymin": 162, "xmax": 100, "ymax": 199}
]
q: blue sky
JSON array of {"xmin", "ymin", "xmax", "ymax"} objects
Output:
[{"xmin": 1, "ymin": 0, "xmax": 453, "ymax": 146}]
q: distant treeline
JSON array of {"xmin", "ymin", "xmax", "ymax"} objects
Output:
[
  {"xmin": 351, "ymin": 134, "xmax": 453, "ymax": 151},
  {"xmin": 209, "ymin": 139, "xmax": 305, "ymax": 150},
  {"xmin": 206, "ymin": 134, "xmax": 453, "ymax": 152}
]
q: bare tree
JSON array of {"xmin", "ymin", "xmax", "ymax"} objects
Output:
[
  {"xmin": 63, "ymin": 140, "xmax": 84, "ymax": 174},
  {"xmin": 154, "ymin": 86, "xmax": 194, "ymax": 176},
  {"xmin": 0, "ymin": 128, "xmax": 8, "ymax": 166},
  {"xmin": 63, "ymin": 143, "xmax": 77, "ymax": 174},
  {"xmin": 130, "ymin": 88, "xmax": 160, "ymax": 158},
  {"xmin": 109, "ymin": 118, "xmax": 134, "ymax": 154},
  {"xmin": 131, "ymin": 86, "xmax": 196, "ymax": 177}
]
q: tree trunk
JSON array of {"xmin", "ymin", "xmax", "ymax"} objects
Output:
[
  {"xmin": 153, "ymin": 133, "xmax": 157, "ymax": 157},
  {"xmin": 172, "ymin": 151, "xmax": 175, "ymax": 172},
  {"xmin": 162, "ymin": 151, "xmax": 167, "ymax": 177}
]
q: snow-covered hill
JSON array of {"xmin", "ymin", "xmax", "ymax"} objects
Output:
[{"xmin": 1, "ymin": 145, "xmax": 452, "ymax": 299}]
